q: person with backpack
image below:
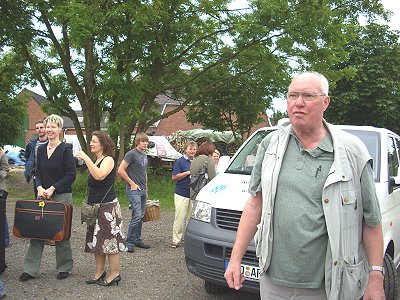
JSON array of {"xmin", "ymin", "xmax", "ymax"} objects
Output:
[{"xmin": 190, "ymin": 141, "xmax": 217, "ymax": 201}]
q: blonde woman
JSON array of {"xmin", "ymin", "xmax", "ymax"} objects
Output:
[
  {"xmin": 20, "ymin": 114, "xmax": 76, "ymax": 282},
  {"xmin": 76, "ymin": 131, "xmax": 126, "ymax": 286}
]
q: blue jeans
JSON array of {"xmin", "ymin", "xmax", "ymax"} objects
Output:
[
  {"xmin": 0, "ymin": 279, "xmax": 4, "ymax": 297},
  {"xmin": 125, "ymin": 187, "xmax": 147, "ymax": 249}
]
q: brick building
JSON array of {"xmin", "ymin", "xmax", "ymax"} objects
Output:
[{"xmin": 18, "ymin": 89, "xmax": 271, "ymax": 147}]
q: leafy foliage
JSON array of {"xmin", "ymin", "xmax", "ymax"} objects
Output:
[
  {"xmin": 325, "ymin": 23, "xmax": 400, "ymax": 132},
  {"xmin": 0, "ymin": 0, "xmax": 390, "ymax": 154},
  {"xmin": 0, "ymin": 51, "xmax": 29, "ymax": 145}
]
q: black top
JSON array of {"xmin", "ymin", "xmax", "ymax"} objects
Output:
[
  {"xmin": 36, "ymin": 142, "xmax": 76, "ymax": 194},
  {"xmin": 87, "ymin": 157, "xmax": 116, "ymax": 204}
]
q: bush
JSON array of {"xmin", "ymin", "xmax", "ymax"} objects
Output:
[{"xmin": 72, "ymin": 169, "xmax": 175, "ymax": 210}]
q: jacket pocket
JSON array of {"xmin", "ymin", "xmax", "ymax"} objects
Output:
[
  {"xmin": 341, "ymin": 188, "xmax": 357, "ymax": 216},
  {"xmin": 339, "ymin": 258, "xmax": 368, "ymax": 300},
  {"xmin": 254, "ymin": 218, "xmax": 264, "ymax": 257},
  {"xmin": 341, "ymin": 188, "xmax": 360, "ymax": 262}
]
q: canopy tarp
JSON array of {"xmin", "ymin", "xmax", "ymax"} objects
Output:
[
  {"xmin": 185, "ymin": 129, "xmax": 237, "ymax": 144},
  {"xmin": 148, "ymin": 136, "xmax": 182, "ymax": 160}
]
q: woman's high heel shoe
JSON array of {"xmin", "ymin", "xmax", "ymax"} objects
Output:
[
  {"xmin": 97, "ymin": 274, "xmax": 121, "ymax": 286},
  {"xmin": 85, "ymin": 271, "xmax": 106, "ymax": 284}
]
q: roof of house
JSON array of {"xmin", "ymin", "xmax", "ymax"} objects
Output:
[
  {"xmin": 21, "ymin": 88, "xmax": 107, "ymax": 129},
  {"xmin": 27, "ymin": 89, "xmax": 48, "ymax": 105}
]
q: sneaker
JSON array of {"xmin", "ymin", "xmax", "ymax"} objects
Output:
[
  {"xmin": 57, "ymin": 272, "xmax": 69, "ymax": 280},
  {"xmin": 134, "ymin": 242, "xmax": 150, "ymax": 249},
  {"xmin": 19, "ymin": 272, "xmax": 34, "ymax": 282},
  {"xmin": 0, "ymin": 294, "xmax": 5, "ymax": 299},
  {"xmin": 127, "ymin": 247, "xmax": 135, "ymax": 253}
]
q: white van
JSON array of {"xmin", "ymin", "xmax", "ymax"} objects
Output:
[{"xmin": 184, "ymin": 125, "xmax": 400, "ymax": 299}]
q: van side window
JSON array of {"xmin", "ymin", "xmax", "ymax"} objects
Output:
[{"xmin": 387, "ymin": 137, "xmax": 399, "ymax": 177}]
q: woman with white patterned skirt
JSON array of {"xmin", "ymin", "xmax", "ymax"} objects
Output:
[{"xmin": 76, "ymin": 131, "xmax": 127, "ymax": 287}]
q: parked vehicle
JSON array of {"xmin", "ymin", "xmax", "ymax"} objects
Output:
[
  {"xmin": 4, "ymin": 145, "xmax": 25, "ymax": 166},
  {"xmin": 184, "ymin": 125, "xmax": 400, "ymax": 299}
]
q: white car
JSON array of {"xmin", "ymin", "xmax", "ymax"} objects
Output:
[{"xmin": 185, "ymin": 125, "xmax": 400, "ymax": 299}]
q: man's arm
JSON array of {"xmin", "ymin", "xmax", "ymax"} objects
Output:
[
  {"xmin": 117, "ymin": 160, "xmax": 140, "ymax": 190},
  {"xmin": 224, "ymin": 192, "xmax": 262, "ymax": 290},
  {"xmin": 362, "ymin": 222, "xmax": 385, "ymax": 300},
  {"xmin": 172, "ymin": 171, "xmax": 190, "ymax": 181}
]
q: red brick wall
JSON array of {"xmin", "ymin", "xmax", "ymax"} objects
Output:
[
  {"xmin": 154, "ymin": 107, "xmax": 201, "ymax": 136},
  {"xmin": 154, "ymin": 106, "xmax": 271, "ymax": 137},
  {"xmin": 25, "ymin": 98, "xmax": 48, "ymax": 145}
]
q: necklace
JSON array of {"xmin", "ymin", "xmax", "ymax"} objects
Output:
[{"xmin": 48, "ymin": 141, "xmax": 61, "ymax": 150}]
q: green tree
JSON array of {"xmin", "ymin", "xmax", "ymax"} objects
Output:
[
  {"xmin": 325, "ymin": 23, "xmax": 400, "ymax": 132},
  {"xmin": 0, "ymin": 0, "xmax": 388, "ymax": 156},
  {"xmin": 0, "ymin": 51, "xmax": 28, "ymax": 145},
  {"xmin": 186, "ymin": 47, "xmax": 288, "ymax": 139},
  {"xmin": 269, "ymin": 109, "xmax": 288, "ymax": 126}
]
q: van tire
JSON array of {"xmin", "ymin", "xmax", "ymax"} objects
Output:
[
  {"xmin": 204, "ymin": 280, "xmax": 225, "ymax": 294},
  {"xmin": 384, "ymin": 253, "xmax": 399, "ymax": 300}
]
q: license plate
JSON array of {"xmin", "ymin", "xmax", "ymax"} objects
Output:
[{"xmin": 225, "ymin": 260, "xmax": 260, "ymax": 282}]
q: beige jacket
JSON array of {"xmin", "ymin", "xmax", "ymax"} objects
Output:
[
  {"xmin": 255, "ymin": 120, "xmax": 373, "ymax": 300},
  {"xmin": 0, "ymin": 150, "xmax": 10, "ymax": 192}
]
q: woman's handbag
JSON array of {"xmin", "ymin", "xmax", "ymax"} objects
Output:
[{"xmin": 81, "ymin": 185, "xmax": 112, "ymax": 227}]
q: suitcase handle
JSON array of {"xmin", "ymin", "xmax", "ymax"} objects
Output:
[{"xmin": 37, "ymin": 196, "xmax": 52, "ymax": 201}]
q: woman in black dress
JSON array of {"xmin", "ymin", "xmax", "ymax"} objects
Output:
[{"xmin": 76, "ymin": 131, "xmax": 126, "ymax": 286}]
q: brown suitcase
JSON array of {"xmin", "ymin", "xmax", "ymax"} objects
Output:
[{"xmin": 13, "ymin": 200, "xmax": 73, "ymax": 241}]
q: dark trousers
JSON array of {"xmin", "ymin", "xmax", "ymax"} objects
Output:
[{"xmin": 0, "ymin": 189, "xmax": 7, "ymax": 273}]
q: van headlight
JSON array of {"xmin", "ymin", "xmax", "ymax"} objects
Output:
[{"xmin": 191, "ymin": 200, "xmax": 211, "ymax": 223}]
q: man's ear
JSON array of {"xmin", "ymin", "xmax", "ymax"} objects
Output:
[{"xmin": 323, "ymin": 96, "xmax": 330, "ymax": 111}]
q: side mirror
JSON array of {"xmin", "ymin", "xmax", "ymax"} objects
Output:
[
  {"xmin": 391, "ymin": 175, "xmax": 400, "ymax": 186},
  {"xmin": 148, "ymin": 141, "xmax": 155, "ymax": 149}
]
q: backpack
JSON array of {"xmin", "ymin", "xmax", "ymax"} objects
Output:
[{"xmin": 190, "ymin": 159, "xmax": 210, "ymax": 193}]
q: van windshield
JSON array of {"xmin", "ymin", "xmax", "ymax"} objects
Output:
[
  {"xmin": 225, "ymin": 128, "xmax": 380, "ymax": 181},
  {"xmin": 225, "ymin": 130, "xmax": 275, "ymax": 175},
  {"xmin": 342, "ymin": 129, "xmax": 380, "ymax": 182}
]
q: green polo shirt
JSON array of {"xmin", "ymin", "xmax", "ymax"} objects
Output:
[{"xmin": 267, "ymin": 131, "xmax": 333, "ymax": 288}]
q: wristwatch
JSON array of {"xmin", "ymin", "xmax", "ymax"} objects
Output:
[{"xmin": 368, "ymin": 265, "xmax": 385, "ymax": 276}]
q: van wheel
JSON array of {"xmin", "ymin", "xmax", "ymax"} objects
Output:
[
  {"xmin": 204, "ymin": 280, "xmax": 225, "ymax": 294},
  {"xmin": 384, "ymin": 253, "xmax": 399, "ymax": 300}
]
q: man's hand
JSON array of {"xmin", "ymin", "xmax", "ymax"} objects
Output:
[
  {"xmin": 363, "ymin": 272, "xmax": 385, "ymax": 300},
  {"xmin": 224, "ymin": 258, "xmax": 244, "ymax": 290},
  {"xmin": 130, "ymin": 183, "xmax": 140, "ymax": 190}
]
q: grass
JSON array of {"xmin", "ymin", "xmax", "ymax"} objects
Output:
[
  {"xmin": 6, "ymin": 170, "xmax": 33, "ymax": 200},
  {"xmin": 72, "ymin": 169, "xmax": 175, "ymax": 210},
  {"xmin": 6, "ymin": 168, "xmax": 176, "ymax": 210}
]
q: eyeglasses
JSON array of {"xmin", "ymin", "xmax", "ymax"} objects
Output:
[{"xmin": 287, "ymin": 92, "xmax": 326, "ymax": 102}]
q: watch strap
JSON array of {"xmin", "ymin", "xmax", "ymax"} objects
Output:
[{"xmin": 368, "ymin": 265, "xmax": 385, "ymax": 275}]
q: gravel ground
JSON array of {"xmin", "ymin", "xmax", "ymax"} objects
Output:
[{"xmin": 2, "ymin": 170, "xmax": 260, "ymax": 300}]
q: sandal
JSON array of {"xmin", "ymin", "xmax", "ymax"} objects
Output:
[{"xmin": 171, "ymin": 242, "xmax": 178, "ymax": 248}]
